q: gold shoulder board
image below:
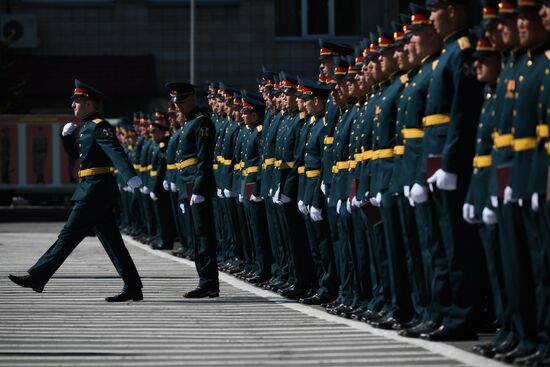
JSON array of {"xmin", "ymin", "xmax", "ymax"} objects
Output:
[
  {"xmin": 457, "ymin": 37, "xmax": 471, "ymax": 50},
  {"xmin": 546, "ymin": 50, "xmax": 550, "ymax": 60},
  {"xmin": 400, "ymin": 74, "xmax": 409, "ymax": 84},
  {"xmin": 159, "ymin": 142, "xmax": 166, "ymax": 148},
  {"xmin": 432, "ymin": 60, "xmax": 439, "ymax": 71},
  {"xmin": 92, "ymin": 118, "xmax": 103, "ymax": 124},
  {"xmin": 256, "ymin": 125, "xmax": 263, "ymax": 132}
]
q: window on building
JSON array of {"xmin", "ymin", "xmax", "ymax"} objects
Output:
[{"xmin": 275, "ymin": 0, "xmax": 361, "ymax": 38}]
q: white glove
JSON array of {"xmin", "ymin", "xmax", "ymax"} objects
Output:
[
  {"xmin": 518, "ymin": 198, "xmax": 524, "ymax": 207},
  {"xmin": 179, "ymin": 203, "xmax": 185, "ymax": 214},
  {"xmin": 404, "ymin": 185, "xmax": 415, "ymax": 207},
  {"xmin": 346, "ymin": 198, "xmax": 352, "ymax": 213},
  {"xmin": 462, "ymin": 203, "xmax": 476, "ymax": 224},
  {"xmin": 491, "ymin": 196, "xmax": 499, "ymax": 208},
  {"xmin": 238, "ymin": 194, "xmax": 243, "ymax": 203},
  {"xmin": 268, "ymin": 188, "xmax": 273, "ymax": 197},
  {"xmin": 504, "ymin": 186, "xmax": 513, "ymax": 205},
  {"xmin": 250, "ymin": 194, "xmax": 263, "ymax": 202},
  {"xmin": 298, "ymin": 200, "xmax": 309, "ymax": 215},
  {"xmin": 223, "ymin": 188, "xmax": 232, "ymax": 198},
  {"xmin": 310, "ymin": 206, "xmax": 323, "ymax": 222},
  {"xmin": 127, "ymin": 176, "xmax": 143, "ymax": 190},
  {"xmin": 321, "ymin": 181, "xmax": 326, "ymax": 195},
  {"xmin": 62, "ymin": 122, "xmax": 77, "ymax": 136},
  {"xmin": 482, "ymin": 207, "xmax": 498, "ymax": 225},
  {"xmin": 190, "ymin": 194, "xmax": 205, "ymax": 205},
  {"xmin": 217, "ymin": 189, "xmax": 224, "ymax": 198},
  {"xmin": 411, "ymin": 183, "xmax": 429, "ymax": 204},
  {"xmin": 150, "ymin": 192, "xmax": 158, "ymax": 201},
  {"xmin": 141, "ymin": 186, "xmax": 150, "ymax": 195},
  {"xmin": 336, "ymin": 199, "xmax": 342, "ymax": 214},
  {"xmin": 351, "ymin": 196, "xmax": 362, "ymax": 208},
  {"xmin": 427, "ymin": 169, "xmax": 457, "ymax": 191},
  {"xmin": 272, "ymin": 186, "xmax": 282, "ymax": 205},
  {"xmin": 170, "ymin": 182, "xmax": 177, "ymax": 192},
  {"xmin": 281, "ymin": 193, "xmax": 292, "ymax": 204},
  {"xmin": 163, "ymin": 180, "xmax": 169, "ymax": 191},
  {"xmin": 369, "ymin": 192, "xmax": 382, "ymax": 207},
  {"xmin": 532, "ymin": 192, "xmax": 540, "ymax": 212}
]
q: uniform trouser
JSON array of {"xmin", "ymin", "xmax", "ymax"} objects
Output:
[
  {"xmin": 523, "ymin": 202, "xmax": 550, "ymax": 353},
  {"xmin": 430, "ymin": 187, "xmax": 483, "ymax": 331},
  {"xmin": 244, "ymin": 199, "xmax": 272, "ymax": 278},
  {"xmin": 380, "ymin": 192, "xmax": 413, "ymax": 321},
  {"xmin": 190, "ymin": 198, "xmax": 219, "ymax": 290},
  {"xmin": 212, "ymin": 196, "xmax": 227, "ymax": 261},
  {"xmin": 274, "ymin": 201, "xmax": 309, "ymax": 289},
  {"xmin": 141, "ymin": 192, "xmax": 155, "ymax": 239},
  {"xmin": 397, "ymin": 195, "xmax": 429, "ymax": 323},
  {"xmin": 222, "ymin": 197, "xmax": 244, "ymax": 263},
  {"xmin": 362, "ymin": 214, "xmax": 388, "ymax": 312},
  {"xmin": 304, "ymin": 202, "xmax": 337, "ymax": 298},
  {"xmin": 497, "ymin": 202, "xmax": 537, "ymax": 351},
  {"xmin": 350, "ymin": 206, "xmax": 373, "ymax": 304},
  {"xmin": 236, "ymin": 199, "xmax": 255, "ymax": 271},
  {"xmin": 328, "ymin": 205, "xmax": 352, "ymax": 303},
  {"xmin": 535, "ymin": 201, "xmax": 550, "ymax": 352},
  {"xmin": 28, "ymin": 199, "xmax": 142, "ymax": 290},
  {"xmin": 264, "ymin": 198, "xmax": 286, "ymax": 281},
  {"xmin": 476, "ymin": 221, "xmax": 510, "ymax": 344},
  {"xmin": 153, "ymin": 189, "xmax": 176, "ymax": 247},
  {"xmin": 131, "ymin": 189, "xmax": 144, "ymax": 235},
  {"xmin": 169, "ymin": 190, "xmax": 185, "ymax": 247},
  {"xmin": 337, "ymin": 207, "xmax": 360, "ymax": 306},
  {"xmin": 414, "ymin": 199, "xmax": 445, "ymax": 323}
]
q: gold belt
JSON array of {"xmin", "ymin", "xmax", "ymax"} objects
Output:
[
  {"xmin": 298, "ymin": 166, "xmax": 305, "ymax": 174},
  {"xmin": 275, "ymin": 160, "xmax": 294, "ymax": 170},
  {"xmin": 393, "ymin": 145, "xmax": 405, "ymax": 155},
  {"xmin": 242, "ymin": 166, "xmax": 259, "ymax": 176},
  {"xmin": 234, "ymin": 162, "xmax": 244, "ymax": 171},
  {"xmin": 546, "ymin": 142, "xmax": 550, "ymax": 155},
  {"xmin": 362, "ymin": 150, "xmax": 373, "ymax": 161},
  {"xmin": 472, "ymin": 155, "xmax": 492, "ymax": 168},
  {"xmin": 220, "ymin": 158, "xmax": 232, "ymax": 166},
  {"xmin": 262, "ymin": 158, "xmax": 276, "ymax": 169},
  {"xmin": 306, "ymin": 170, "xmax": 321, "ymax": 178},
  {"xmin": 354, "ymin": 153, "xmax": 364, "ymax": 162},
  {"xmin": 213, "ymin": 164, "xmax": 219, "ymax": 170},
  {"xmin": 78, "ymin": 166, "xmax": 115, "ymax": 177},
  {"xmin": 512, "ymin": 137, "xmax": 537, "ymax": 152},
  {"xmin": 493, "ymin": 133, "xmax": 513, "ymax": 148},
  {"xmin": 176, "ymin": 157, "xmax": 198, "ymax": 169},
  {"xmin": 150, "ymin": 170, "xmax": 158, "ymax": 177},
  {"xmin": 423, "ymin": 113, "xmax": 450, "ymax": 127},
  {"xmin": 402, "ymin": 128, "xmax": 425, "ymax": 139},
  {"xmin": 536, "ymin": 124, "xmax": 549, "ymax": 139},
  {"xmin": 332, "ymin": 161, "xmax": 350, "ymax": 173},
  {"xmin": 371, "ymin": 148, "xmax": 394, "ymax": 160},
  {"xmin": 324, "ymin": 136, "xmax": 334, "ymax": 145},
  {"xmin": 166, "ymin": 163, "xmax": 177, "ymax": 170},
  {"xmin": 133, "ymin": 164, "xmax": 141, "ymax": 170}
]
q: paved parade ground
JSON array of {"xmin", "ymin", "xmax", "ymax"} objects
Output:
[{"xmin": 0, "ymin": 223, "xmax": 505, "ymax": 367}]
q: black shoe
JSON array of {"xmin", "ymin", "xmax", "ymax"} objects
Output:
[
  {"xmin": 183, "ymin": 287, "xmax": 220, "ymax": 298},
  {"xmin": 247, "ymin": 275, "xmax": 269, "ymax": 284},
  {"xmin": 321, "ymin": 300, "xmax": 341, "ymax": 309},
  {"xmin": 105, "ymin": 288, "xmax": 143, "ymax": 302},
  {"xmin": 152, "ymin": 243, "xmax": 174, "ymax": 250},
  {"xmin": 327, "ymin": 304, "xmax": 347, "ymax": 315},
  {"xmin": 398, "ymin": 320, "xmax": 439, "ymax": 338},
  {"xmin": 8, "ymin": 274, "xmax": 44, "ymax": 293},
  {"xmin": 360, "ymin": 310, "xmax": 386, "ymax": 322},
  {"xmin": 300, "ymin": 294, "xmax": 336, "ymax": 305},
  {"xmin": 371, "ymin": 316, "xmax": 406, "ymax": 330},
  {"xmin": 472, "ymin": 342, "xmax": 498, "ymax": 358},
  {"xmin": 514, "ymin": 351, "xmax": 550, "ymax": 366},
  {"xmin": 493, "ymin": 338, "xmax": 518, "ymax": 355},
  {"xmin": 495, "ymin": 347, "xmax": 537, "ymax": 364},
  {"xmin": 394, "ymin": 320, "xmax": 420, "ymax": 331},
  {"xmin": 420, "ymin": 325, "xmax": 478, "ymax": 341},
  {"xmin": 338, "ymin": 305, "xmax": 359, "ymax": 318}
]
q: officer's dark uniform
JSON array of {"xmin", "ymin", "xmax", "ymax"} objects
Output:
[
  {"xmin": 17, "ymin": 80, "xmax": 142, "ymax": 299},
  {"xmin": 167, "ymin": 82, "xmax": 219, "ymax": 296},
  {"xmin": 418, "ymin": 0, "xmax": 484, "ymax": 340}
]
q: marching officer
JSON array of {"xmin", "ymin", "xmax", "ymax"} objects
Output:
[{"xmin": 9, "ymin": 79, "xmax": 143, "ymax": 302}]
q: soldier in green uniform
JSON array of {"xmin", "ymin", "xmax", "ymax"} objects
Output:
[
  {"xmin": 410, "ymin": 0, "xmax": 486, "ymax": 342},
  {"xmin": 139, "ymin": 115, "xmax": 158, "ymax": 245},
  {"xmin": 498, "ymin": 2, "xmax": 550, "ymax": 363},
  {"xmin": 9, "ymin": 79, "xmax": 143, "ymax": 302},
  {"xmin": 399, "ymin": 3, "xmax": 446, "ymax": 339},
  {"xmin": 239, "ymin": 91, "xmax": 273, "ymax": 283},
  {"xmin": 168, "ymin": 81, "xmax": 219, "ymax": 298},
  {"xmin": 463, "ymin": 25, "xmax": 513, "ymax": 359},
  {"xmin": 272, "ymin": 72, "xmax": 313, "ymax": 300},
  {"xmin": 148, "ymin": 111, "xmax": 176, "ymax": 250},
  {"xmin": 297, "ymin": 76, "xmax": 338, "ymax": 305}
]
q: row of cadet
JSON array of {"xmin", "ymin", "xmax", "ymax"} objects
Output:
[{"xmin": 114, "ymin": 0, "xmax": 550, "ymax": 365}]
